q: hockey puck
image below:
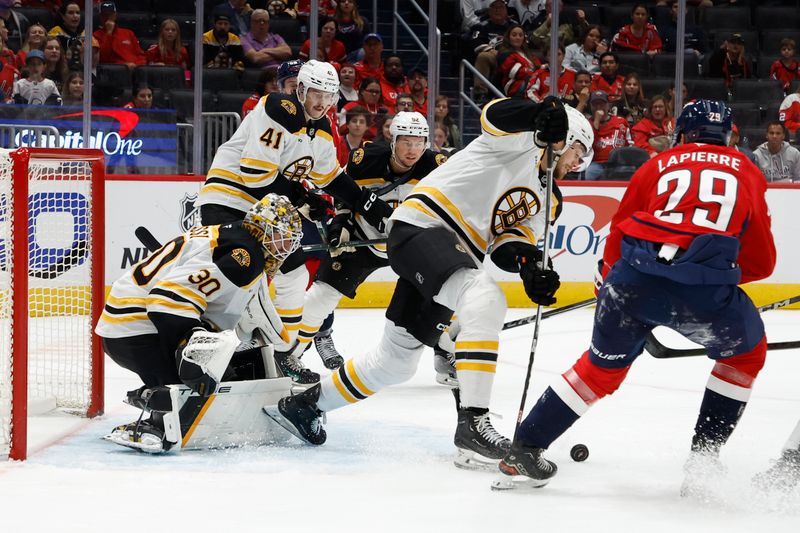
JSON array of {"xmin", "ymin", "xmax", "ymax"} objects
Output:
[{"xmin": 570, "ymin": 444, "xmax": 589, "ymax": 462}]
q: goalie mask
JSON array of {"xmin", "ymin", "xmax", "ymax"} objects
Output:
[
  {"xmin": 243, "ymin": 194, "xmax": 303, "ymax": 276},
  {"xmin": 297, "ymin": 60, "xmax": 339, "ymax": 119}
]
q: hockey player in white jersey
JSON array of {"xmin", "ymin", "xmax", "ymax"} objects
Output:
[
  {"xmin": 282, "ymin": 111, "xmax": 448, "ymax": 370},
  {"xmin": 266, "ymin": 97, "xmax": 594, "ymax": 469},
  {"xmin": 197, "ymin": 59, "xmax": 393, "ymax": 384},
  {"xmin": 97, "ymin": 194, "xmax": 303, "ymax": 452}
]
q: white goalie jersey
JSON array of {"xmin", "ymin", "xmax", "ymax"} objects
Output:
[
  {"xmin": 96, "ymin": 224, "xmax": 266, "ymax": 339},
  {"xmin": 390, "ymin": 98, "xmax": 558, "ymax": 263},
  {"xmin": 197, "ymin": 93, "xmax": 340, "ymax": 214}
]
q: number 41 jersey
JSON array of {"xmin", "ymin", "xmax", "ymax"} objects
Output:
[
  {"xmin": 603, "ymin": 142, "xmax": 776, "ymax": 284},
  {"xmin": 95, "ymin": 224, "xmax": 266, "ymax": 339}
]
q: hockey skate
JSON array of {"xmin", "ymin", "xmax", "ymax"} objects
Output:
[
  {"xmin": 679, "ymin": 443, "xmax": 727, "ymax": 502},
  {"xmin": 314, "ymin": 329, "xmax": 344, "ymax": 370},
  {"xmin": 263, "ymin": 384, "xmax": 326, "ymax": 445},
  {"xmin": 104, "ymin": 417, "xmax": 175, "ymax": 454},
  {"xmin": 433, "ymin": 346, "xmax": 458, "ymax": 388},
  {"xmin": 753, "ymin": 449, "xmax": 800, "ymax": 491},
  {"xmin": 453, "ymin": 408, "xmax": 511, "ymax": 471},
  {"xmin": 274, "ymin": 348, "xmax": 320, "ymax": 384},
  {"xmin": 491, "ymin": 442, "xmax": 557, "ymax": 491}
]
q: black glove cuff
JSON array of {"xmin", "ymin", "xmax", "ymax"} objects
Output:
[{"xmin": 491, "ymin": 241, "xmax": 541, "ymax": 273}]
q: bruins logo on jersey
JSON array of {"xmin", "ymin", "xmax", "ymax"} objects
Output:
[
  {"xmin": 435, "ymin": 153, "xmax": 448, "ymax": 166},
  {"xmin": 492, "ymin": 187, "xmax": 540, "ymax": 235},
  {"xmin": 352, "ymin": 148, "xmax": 365, "ymax": 164},
  {"xmin": 281, "ymin": 99, "xmax": 297, "ymax": 115},
  {"xmin": 231, "ymin": 248, "xmax": 251, "ymax": 267},
  {"xmin": 283, "ymin": 156, "xmax": 314, "ymax": 181}
]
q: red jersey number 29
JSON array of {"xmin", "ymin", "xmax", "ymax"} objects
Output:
[{"xmin": 653, "ymin": 168, "xmax": 738, "ymax": 231}]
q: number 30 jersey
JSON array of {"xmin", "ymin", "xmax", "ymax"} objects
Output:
[
  {"xmin": 95, "ymin": 224, "xmax": 266, "ymax": 339},
  {"xmin": 197, "ymin": 93, "xmax": 340, "ymax": 213},
  {"xmin": 604, "ymin": 142, "xmax": 776, "ymax": 284}
]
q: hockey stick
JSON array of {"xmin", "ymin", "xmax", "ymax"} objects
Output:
[
  {"xmin": 512, "ymin": 144, "xmax": 556, "ymax": 442},
  {"xmin": 135, "ymin": 225, "xmax": 162, "ymax": 252},
  {"xmin": 502, "ymin": 297, "xmax": 597, "ymax": 331},
  {"xmin": 136, "ymin": 224, "xmax": 387, "ymax": 255},
  {"xmin": 646, "ymin": 294, "xmax": 800, "ymax": 359}
]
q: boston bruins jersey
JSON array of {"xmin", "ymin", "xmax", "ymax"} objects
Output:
[
  {"xmin": 96, "ymin": 224, "xmax": 266, "ymax": 340},
  {"xmin": 391, "ymin": 98, "xmax": 558, "ymax": 263},
  {"xmin": 197, "ymin": 93, "xmax": 340, "ymax": 213},
  {"xmin": 347, "ymin": 143, "xmax": 448, "ymax": 257}
]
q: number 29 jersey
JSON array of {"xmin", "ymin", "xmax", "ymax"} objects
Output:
[
  {"xmin": 95, "ymin": 224, "xmax": 266, "ymax": 339},
  {"xmin": 603, "ymin": 142, "xmax": 776, "ymax": 284}
]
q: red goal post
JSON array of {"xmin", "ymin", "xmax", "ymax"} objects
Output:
[{"xmin": 0, "ymin": 148, "xmax": 105, "ymax": 461}]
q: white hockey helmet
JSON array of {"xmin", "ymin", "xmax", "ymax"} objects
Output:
[
  {"xmin": 297, "ymin": 60, "xmax": 339, "ymax": 118},
  {"xmin": 390, "ymin": 111, "xmax": 429, "ymax": 147},
  {"xmin": 243, "ymin": 193, "xmax": 303, "ymax": 276},
  {"xmin": 561, "ymin": 106, "xmax": 594, "ymax": 169}
]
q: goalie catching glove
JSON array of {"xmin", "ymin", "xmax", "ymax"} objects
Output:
[
  {"xmin": 176, "ymin": 328, "xmax": 239, "ymax": 396},
  {"xmin": 326, "ymin": 209, "xmax": 356, "ymax": 256}
]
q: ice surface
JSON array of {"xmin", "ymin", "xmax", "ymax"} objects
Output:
[{"xmin": 1, "ymin": 308, "xmax": 799, "ymax": 532}]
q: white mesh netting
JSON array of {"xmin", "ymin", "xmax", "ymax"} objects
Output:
[{"xmin": 0, "ymin": 150, "xmax": 97, "ymax": 458}]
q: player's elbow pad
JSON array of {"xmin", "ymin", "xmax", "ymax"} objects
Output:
[{"xmin": 491, "ymin": 241, "xmax": 540, "ymax": 273}]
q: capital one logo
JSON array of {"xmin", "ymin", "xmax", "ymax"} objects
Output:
[{"xmin": 550, "ymin": 195, "xmax": 620, "ymax": 258}]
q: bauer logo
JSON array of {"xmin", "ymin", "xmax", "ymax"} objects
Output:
[{"xmin": 549, "ymin": 195, "xmax": 620, "ymax": 258}]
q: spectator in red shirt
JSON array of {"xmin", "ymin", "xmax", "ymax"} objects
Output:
[
  {"xmin": 591, "ymin": 51, "xmax": 624, "ymax": 102},
  {"xmin": 0, "ymin": 17, "xmax": 17, "ymax": 69},
  {"xmin": 394, "ymin": 93, "xmax": 414, "ymax": 114},
  {"xmin": 530, "ymin": 44, "xmax": 576, "ymax": 102},
  {"xmin": 354, "ymin": 33, "xmax": 383, "ymax": 87},
  {"xmin": 770, "ymin": 38, "xmax": 800, "ymax": 94},
  {"xmin": 336, "ymin": 105, "xmax": 369, "ymax": 166},
  {"xmin": 562, "ymin": 69, "xmax": 592, "ymax": 113},
  {"xmin": 341, "ymin": 75, "xmax": 386, "ymax": 138},
  {"xmin": 93, "ymin": 1, "xmax": 145, "ymax": 68},
  {"xmin": 241, "ymin": 68, "xmax": 278, "ymax": 118},
  {"xmin": 123, "ymin": 83, "xmax": 154, "ymax": 109},
  {"xmin": 586, "ymin": 89, "xmax": 632, "ymax": 180},
  {"xmin": 779, "ymin": 84, "xmax": 800, "ymax": 140},
  {"xmin": 17, "ymin": 22, "xmax": 46, "ymax": 68},
  {"xmin": 496, "ymin": 23, "xmax": 540, "ymax": 98},
  {"xmin": 379, "ymin": 54, "xmax": 409, "ymax": 112},
  {"xmin": 299, "ymin": 16, "xmax": 347, "ymax": 65},
  {"xmin": 146, "ymin": 19, "xmax": 190, "ymax": 72},
  {"xmin": 0, "ymin": 56, "xmax": 17, "ymax": 101},
  {"xmin": 408, "ymin": 67, "xmax": 428, "ymax": 116},
  {"xmin": 611, "ymin": 3, "xmax": 662, "ymax": 57},
  {"xmin": 631, "ymin": 94, "xmax": 675, "ymax": 156}
]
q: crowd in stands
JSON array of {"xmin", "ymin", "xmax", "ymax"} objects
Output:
[
  {"xmin": 460, "ymin": 0, "xmax": 800, "ymax": 181},
  {"xmin": 0, "ymin": 0, "xmax": 798, "ymax": 181}
]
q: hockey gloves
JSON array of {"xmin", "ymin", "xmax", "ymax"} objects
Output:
[
  {"xmin": 356, "ymin": 188, "xmax": 393, "ymax": 234},
  {"xmin": 327, "ymin": 209, "xmax": 357, "ymax": 257},
  {"xmin": 290, "ymin": 180, "xmax": 333, "ymax": 222},
  {"xmin": 534, "ymin": 96, "xmax": 569, "ymax": 148},
  {"xmin": 518, "ymin": 246, "xmax": 560, "ymax": 306}
]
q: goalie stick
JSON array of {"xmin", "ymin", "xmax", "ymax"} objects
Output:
[
  {"xmin": 502, "ymin": 297, "xmax": 597, "ymax": 330},
  {"xmin": 135, "ymin": 225, "xmax": 386, "ymax": 255},
  {"xmin": 646, "ymin": 294, "xmax": 800, "ymax": 359}
]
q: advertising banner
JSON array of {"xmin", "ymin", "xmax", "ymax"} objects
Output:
[{"xmin": 0, "ymin": 105, "xmax": 178, "ymax": 174}]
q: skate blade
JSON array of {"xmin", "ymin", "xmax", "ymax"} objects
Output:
[
  {"xmin": 453, "ymin": 448, "xmax": 501, "ymax": 472},
  {"xmin": 490, "ymin": 474, "xmax": 550, "ymax": 491},
  {"xmin": 262, "ymin": 405, "xmax": 316, "ymax": 445},
  {"xmin": 102, "ymin": 432, "xmax": 166, "ymax": 454},
  {"xmin": 435, "ymin": 374, "xmax": 459, "ymax": 388}
]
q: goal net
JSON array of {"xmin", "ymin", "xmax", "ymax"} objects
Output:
[{"xmin": 0, "ymin": 148, "xmax": 105, "ymax": 460}]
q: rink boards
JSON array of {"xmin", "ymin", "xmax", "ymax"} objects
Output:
[{"xmin": 102, "ymin": 176, "xmax": 800, "ymax": 308}]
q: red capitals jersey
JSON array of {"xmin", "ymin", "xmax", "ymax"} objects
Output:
[
  {"xmin": 592, "ymin": 116, "xmax": 632, "ymax": 163},
  {"xmin": 530, "ymin": 65, "xmax": 576, "ymax": 102},
  {"xmin": 591, "ymin": 73, "xmax": 625, "ymax": 101},
  {"xmin": 603, "ymin": 143, "xmax": 776, "ymax": 284},
  {"xmin": 611, "ymin": 23, "xmax": 663, "ymax": 54}
]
